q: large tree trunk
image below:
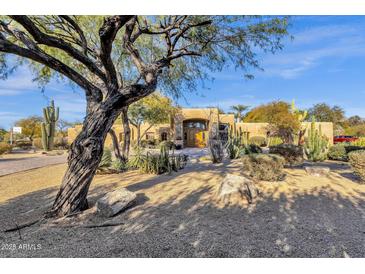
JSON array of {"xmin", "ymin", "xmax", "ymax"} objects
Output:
[
  {"xmin": 109, "ymin": 128, "xmax": 122, "ymax": 161},
  {"xmin": 121, "ymin": 107, "xmax": 130, "ymax": 159},
  {"xmin": 48, "ymin": 106, "xmax": 121, "ymax": 217}
]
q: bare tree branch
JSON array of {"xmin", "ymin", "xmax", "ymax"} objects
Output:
[
  {"xmin": 9, "ymin": 16, "xmax": 107, "ymax": 83},
  {"xmin": 99, "ymin": 15, "xmax": 134, "ymax": 89}
]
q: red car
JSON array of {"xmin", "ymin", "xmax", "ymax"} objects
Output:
[{"xmin": 333, "ymin": 135, "xmax": 359, "ymax": 144}]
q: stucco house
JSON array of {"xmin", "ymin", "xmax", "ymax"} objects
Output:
[{"xmin": 68, "ymin": 107, "xmax": 333, "ymax": 148}]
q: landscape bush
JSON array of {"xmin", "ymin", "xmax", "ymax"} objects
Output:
[
  {"xmin": 128, "ymin": 146, "xmax": 187, "ymax": 174},
  {"xmin": 111, "ymin": 159, "xmax": 127, "ymax": 172},
  {"xmin": 267, "ymin": 136, "xmax": 283, "ymax": 146},
  {"xmin": 242, "ymin": 153, "xmax": 286, "ymax": 181},
  {"xmin": 53, "ymin": 137, "xmax": 69, "ymax": 150},
  {"xmin": 350, "ymin": 137, "xmax": 365, "ymax": 147},
  {"xmin": 99, "ymin": 148, "xmax": 112, "ymax": 168},
  {"xmin": 0, "ymin": 142, "xmax": 12, "ymax": 155},
  {"xmin": 15, "ymin": 140, "xmax": 33, "ymax": 150},
  {"xmin": 348, "ymin": 150, "xmax": 365, "ymax": 182},
  {"xmin": 244, "ymin": 144, "xmax": 262, "ymax": 154},
  {"xmin": 269, "ymin": 144, "xmax": 304, "ymax": 166},
  {"xmin": 159, "ymin": 140, "xmax": 175, "ymax": 150},
  {"xmin": 32, "ymin": 138, "xmax": 43, "ymax": 149},
  {"xmin": 249, "ymin": 136, "xmax": 267, "ymax": 147},
  {"xmin": 328, "ymin": 144, "xmax": 348, "ymax": 161}
]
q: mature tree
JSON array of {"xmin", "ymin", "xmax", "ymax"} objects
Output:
[
  {"xmin": 307, "ymin": 103, "xmax": 345, "ymax": 123},
  {"xmin": 345, "ymin": 115, "xmax": 364, "ymax": 127},
  {"xmin": 245, "ymin": 101, "xmax": 300, "ymax": 144},
  {"xmin": 128, "ymin": 93, "xmax": 176, "ymax": 146},
  {"xmin": 14, "ymin": 115, "xmax": 43, "ymax": 141},
  {"xmin": 0, "ymin": 15, "xmax": 290, "ymax": 217},
  {"xmin": 231, "ymin": 104, "xmax": 249, "ymax": 122}
]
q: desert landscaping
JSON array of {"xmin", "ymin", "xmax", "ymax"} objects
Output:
[{"xmin": 1, "ymin": 150, "xmax": 364, "ymax": 257}]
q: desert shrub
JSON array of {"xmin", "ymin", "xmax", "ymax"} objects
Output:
[
  {"xmin": 348, "ymin": 150, "xmax": 365, "ymax": 182},
  {"xmin": 269, "ymin": 144, "xmax": 304, "ymax": 166},
  {"xmin": 159, "ymin": 140, "xmax": 175, "ymax": 150},
  {"xmin": 350, "ymin": 137, "xmax": 365, "ymax": 147},
  {"xmin": 0, "ymin": 142, "xmax": 12, "ymax": 155},
  {"xmin": 242, "ymin": 153, "xmax": 285, "ymax": 181},
  {"xmin": 267, "ymin": 136, "xmax": 283, "ymax": 146},
  {"xmin": 111, "ymin": 159, "xmax": 127, "ymax": 172},
  {"xmin": 32, "ymin": 138, "xmax": 43, "ymax": 149},
  {"xmin": 53, "ymin": 137, "xmax": 69, "ymax": 150},
  {"xmin": 15, "ymin": 140, "xmax": 32, "ymax": 149},
  {"xmin": 244, "ymin": 144, "xmax": 263, "ymax": 154},
  {"xmin": 344, "ymin": 145, "xmax": 365, "ymax": 154},
  {"xmin": 99, "ymin": 148, "xmax": 112, "ymax": 168},
  {"xmin": 139, "ymin": 140, "xmax": 148, "ymax": 148},
  {"xmin": 249, "ymin": 136, "xmax": 267, "ymax": 147},
  {"xmin": 328, "ymin": 145, "xmax": 348, "ymax": 161},
  {"xmin": 129, "ymin": 145, "xmax": 187, "ymax": 174}
]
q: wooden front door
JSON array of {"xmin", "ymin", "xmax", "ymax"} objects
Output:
[{"xmin": 185, "ymin": 128, "xmax": 207, "ymax": 147}]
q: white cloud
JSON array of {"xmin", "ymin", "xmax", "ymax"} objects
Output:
[{"xmin": 262, "ymin": 23, "xmax": 365, "ymax": 79}]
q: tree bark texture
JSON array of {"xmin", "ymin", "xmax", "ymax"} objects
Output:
[
  {"xmin": 121, "ymin": 107, "xmax": 131, "ymax": 159},
  {"xmin": 48, "ymin": 105, "xmax": 121, "ymax": 217},
  {"xmin": 109, "ymin": 128, "xmax": 122, "ymax": 161}
]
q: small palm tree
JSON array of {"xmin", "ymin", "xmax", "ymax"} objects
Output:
[{"xmin": 231, "ymin": 104, "xmax": 249, "ymax": 122}]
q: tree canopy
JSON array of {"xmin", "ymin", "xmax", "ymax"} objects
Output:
[
  {"xmin": 0, "ymin": 15, "xmax": 291, "ymax": 216},
  {"xmin": 15, "ymin": 115, "xmax": 43, "ymax": 141},
  {"xmin": 128, "ymin": 93, "xmax": 177, "ymax": 142},
  {"xmin": 244, "ymin": 101, "xmax": 300, "ymax": 143}
]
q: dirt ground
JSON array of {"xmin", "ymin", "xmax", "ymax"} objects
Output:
[{"xmin": 0, "ymin": 159, "xmax": 364, "ymax": 258}]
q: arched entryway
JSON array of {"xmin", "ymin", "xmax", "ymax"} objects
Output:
[{"xmin": 183, "ymin": 119, "xmax": 208, "ymax": 148}]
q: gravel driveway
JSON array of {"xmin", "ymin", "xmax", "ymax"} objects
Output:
[{"xmin": 0, "ymin": 154, "xmax": 67, "ymax": 176}]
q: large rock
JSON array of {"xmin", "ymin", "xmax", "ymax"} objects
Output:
[
  {"xmin": 96, "ymin": 187, "xmax": 137, "ymax": 217},
  {"xmin": 305, "ymin": 166, "xmax": 330, "ymax": 177},
  {"xmin": 217, "ymin": 174, "xmax": 259, "ymax": 205}
]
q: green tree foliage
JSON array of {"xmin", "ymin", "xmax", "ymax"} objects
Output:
[
  {"xmin": 14, "ymin": 115, "xmax": 43, "ymax": 141},
  {"xmin": 0, "ymin": 128, "xmax": 7, "ymax": 142},
  {"xmin": 0, "ymin": 15, "xmax": 291, "ymax": 216},
  {"xmin": 128, "ymin": 93, "xmax": 177, "ymax": 144},
  {"xmin": 244, "ymin": 101, "xmax": 300, "ymax": 144},
  {"xmin": 307, "ymin": 103, "xmax": 345, "ymax": 134},
  {"xmin": 231, "ymin": 104, "xmax": 249, "ymax": 122}
]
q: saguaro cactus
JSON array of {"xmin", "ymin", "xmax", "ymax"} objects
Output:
[
  {"xmin": 41, "ymin": 100, "xmax": 59, "ymax": 151},
  {"xmin": 304, "ymin": 117, "xmax": 329, "ymax": 162}
]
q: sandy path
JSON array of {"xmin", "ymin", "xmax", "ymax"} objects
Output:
[
  {"xmin": 0, "ymin": 160, "xmax": 364, "ymax": 257},
  {"xmin": 0, "ymin": 154, "xmax": 67, "ymax": 176}
]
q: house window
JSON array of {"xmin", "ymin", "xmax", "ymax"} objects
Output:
[{"xmin": 161, "ymin": 132, "xmax": 168, "ymax": 141}]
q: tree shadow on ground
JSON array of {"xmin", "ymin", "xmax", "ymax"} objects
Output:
[{"xmin": 0, "ymin": 160, "xmax": 364, "ymax": 258}]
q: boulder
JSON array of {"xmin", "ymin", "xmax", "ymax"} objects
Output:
[
  {"xmin": 96, "ymin": 187, "xmax": 137, "ymax": 217},
  {"xmin": 305, "ymin": 166, "xmax": 330, "ymax": 177},
  {"xmin": 218, "ymin": 174, "xmax": 259, "ymax": 205}
]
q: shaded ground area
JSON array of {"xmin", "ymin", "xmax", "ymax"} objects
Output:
[
  {"xmin": 0, "ymin": 152, "xmax": 67, "ymax": 176},
  {"xmin": 0, "ymin": 159, "xmax": 364, "ymax": 258}
]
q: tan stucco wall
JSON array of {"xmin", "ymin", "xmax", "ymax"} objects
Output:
[{"xmin": 67, "ymin": 109, "xmax": 334, "ymax": 146}]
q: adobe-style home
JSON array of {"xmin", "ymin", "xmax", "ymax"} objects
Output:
[{"xmin": 68, "ymin": 107, "xmax": 334, "ymax": 148}]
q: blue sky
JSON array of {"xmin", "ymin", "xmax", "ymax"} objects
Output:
[{"xmin": 1, "ymin": 16, "xmax": 365, "ymax": 129}]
